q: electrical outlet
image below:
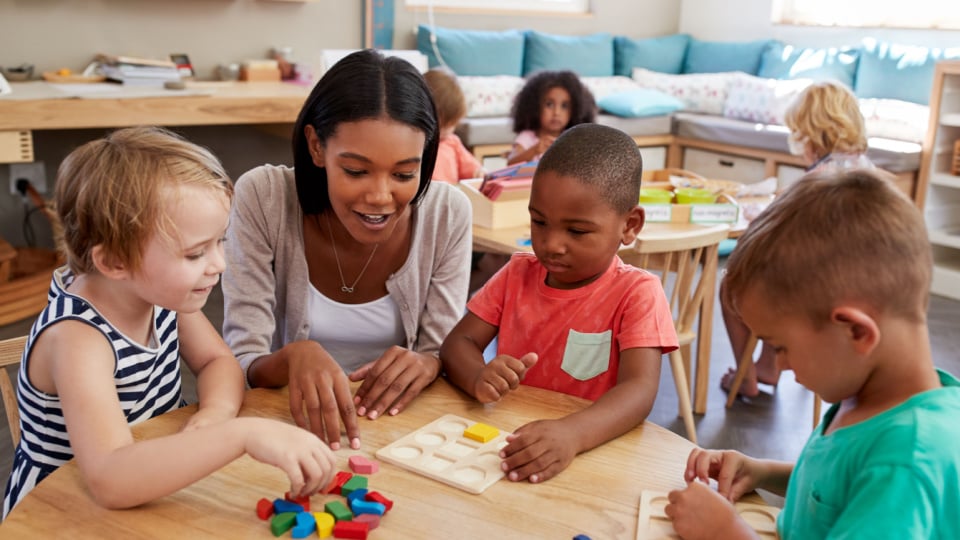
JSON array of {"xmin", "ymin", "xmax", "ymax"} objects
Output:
[{"xmin": 9, "ymin": 161, "xmax": 47, "ymax": 195}]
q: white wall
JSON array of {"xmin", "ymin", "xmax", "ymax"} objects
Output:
[{"xmin": 678, "ymin": 0, "xmax": 960, "ymax": 47}]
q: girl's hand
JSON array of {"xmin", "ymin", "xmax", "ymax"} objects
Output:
[
  {"xmin": 242, "ymin": 418, "xmax": 337, "ymax": 499},
  {"xmin": 536, "ymin": 135, "xmax": 557, "ymax": 155},
  {"xmin": 349, "ymin": 346, "xmax": 440, "ymax": 419},
  {"xmin": 665, "ymin": 481, "xmax": 755, "ymax": 540},
  {"xmin": 285, "ymin": 340, "xmax": 360, "ymax": 450},
  {"xmin": 684, "ymin": 449, "xmax": 762, "ymax": 502},
  {"xmin": 499, "ymin": 418, "xmax": 576, "ymax": 483},
  {"xmin": 473, "ymin": 352, "xmax": 538, "ymax": 403},
  {"xmin": 180, "ymin": 404, "xmax": 236, "ymax": 432}
]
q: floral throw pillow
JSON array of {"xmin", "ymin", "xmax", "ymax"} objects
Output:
[
  {"xmin": 580, "ymin": 76, "xmax": 643, "ymax": 102},
  {"xmin": 859, "ymin": 98, "xmax": 930, "ymax": 143},
  {"xmin": 631, "ymin": 68, "xmax": 736, "ymax": 115},
  {"xmin": 722, "ymin": 72, "xmax": 811, "ymax": 125},
  {"xmin": 457, "ymin": 75, "xmax": 524, "ymax": 118}
]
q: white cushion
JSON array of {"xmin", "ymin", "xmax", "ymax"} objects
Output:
[
  {"xmin": 580, "ymin": 76, "xmax": 642, "ymax": 101},
  {"xmin": 457, "ymin": 75, "xmax": 524, "ymax": 118},
  {"xmin": 722, "ymin": 73, "xmax": 811, "ymax": 125},
  {"xmin": 859, "ymin": 98, "xmax": 929, "ymax": 143},
  {"xmin": 631, "ymin": 68, "xmax": 735, "ymax": 115}
]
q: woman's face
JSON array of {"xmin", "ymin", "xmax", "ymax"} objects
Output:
[{"xmin": 306, "ymin": 117, "xmax": 426, "ymax": 245}]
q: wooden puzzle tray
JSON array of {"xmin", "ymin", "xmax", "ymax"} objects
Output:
[
  {"xmin": 637, "ymin": 489, "xmax": 780, "ymax": 539},
  {"xmin": 375, "ymin": 414, "xmax": 510, "ymax": 494}
]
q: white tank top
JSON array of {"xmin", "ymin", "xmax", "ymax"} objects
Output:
[{"xmin": 307, "ymin": 284, "xmax": 406, "ymax": 374}]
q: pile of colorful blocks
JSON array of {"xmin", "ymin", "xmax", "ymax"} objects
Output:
[{"xmin": 255, "ymin": 455, "xmax": 393, "ymax": 539}]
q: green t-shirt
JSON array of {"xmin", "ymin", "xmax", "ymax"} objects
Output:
[{"xmin": 779, "ymin": 369, "xmax": 960, "ymax": 539}]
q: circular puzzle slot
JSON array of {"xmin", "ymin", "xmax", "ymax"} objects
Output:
[
  {"xmin": 650, "ymin": 496, "xmax": 669, "ymax": 513},
  {"xmin": 453, "ymin": 466, "xmax": 486, "ymax": 484},
  {"xmin": 739, "ymin": 508, "xmax": 776, "ymax": 528},
  {"xmin": 439, "ymin": 419, "xmax": 469, "ymax": 433},
  {"xmin": 415, "ymin": 431, "xmax": 446, "ymax": 446},
  {"xmin": 390, "ymin": 446, "xmax": 422, "ymax": 460},
  {"xmin": 476, "ymin": 452, "xmax": 501, "ymax": 468}
]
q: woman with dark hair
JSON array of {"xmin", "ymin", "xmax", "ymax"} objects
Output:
[{"xmin": 222, "ymin": 49, "xmax": 472, "ymax": 450}]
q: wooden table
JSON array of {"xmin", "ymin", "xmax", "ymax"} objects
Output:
[
  {"xmin": 0, "ymin": 379, "xmax": 703, "ymax": 539},
  {"xmin": 472, "ymin": 222, "xmax": 729, "ymax": 415}
]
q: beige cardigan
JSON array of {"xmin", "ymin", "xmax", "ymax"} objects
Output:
[{"xmin": 222, "ymin": 165, "xmax": 473, "ymax": 381}]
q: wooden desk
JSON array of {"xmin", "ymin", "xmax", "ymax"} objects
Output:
[
  {"xmin": 472, "ymin": 222, "xmax": 728, "ymax": 415},
  {"xmin": 0, "ymin": 81, "xmax": 310, "ymax": 163},
  {"xmin": 0, "ymin": 380, "xmax": 701, "ymax": 538}
]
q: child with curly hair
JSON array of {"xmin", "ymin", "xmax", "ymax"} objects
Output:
[{"xmin": 507, "ymin": 70, "xmax": 597, "ymax": 165}]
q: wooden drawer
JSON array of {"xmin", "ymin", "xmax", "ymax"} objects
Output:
[{"xmin": 682, "ymin": 148, "xmax": 765, "ymax": 184}]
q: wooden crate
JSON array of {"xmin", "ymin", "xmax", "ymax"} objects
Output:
[
  {"xmin": 953, "ymin": 140, "xmax": 960, "ymax": 176},
  {"xmin": 459, "ymin": 178, "xmax": 530, "ymax": 229}
]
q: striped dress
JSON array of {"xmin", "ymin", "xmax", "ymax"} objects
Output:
[{"xmin": 2, "ymin": 268, "xmax": 183, "ymax": 518}]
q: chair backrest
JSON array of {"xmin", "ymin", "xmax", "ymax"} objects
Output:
[
  {"xmin": 628, "ymin": 225, "xmax": 730, "ymax": 342},
  {"xmin": 0, "ymin": 336, "xmax": 26, "ymax": 447}
]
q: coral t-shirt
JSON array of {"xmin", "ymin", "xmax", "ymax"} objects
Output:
[
  {"xmin": 467, "ymin": 253, "xmax": 678, "ymax": 400},
  {"xmin": 432, "ymin": 133, "xmax": 482, "ymax": 184}
]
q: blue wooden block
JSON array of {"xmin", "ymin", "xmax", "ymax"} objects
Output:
[
  {"xmin": 350, "ymin": 499, "xmax": 386, "ymax": 516},
  {"xmin": 346, "ymin": 487, "xmax": 369, "ymax": 504},
  {"xmin": 273, "ymin": 498, "xmax": 304, "ymax": 514},
  {"xmin": 291, "ymin": 511, "xmax": 316, "ymax": 539},
  {"xmin": 573, "ymin": 535, "xmax": 592, "ymax": 540}
]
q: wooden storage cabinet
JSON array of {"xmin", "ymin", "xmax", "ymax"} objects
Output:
[
  {"xmin": 682, "ymin": 148, "xmax": 766, "ymax": 184},
  {"xmin": 919, "ymin": 61, "xmax": 960, "ymax": 300}
]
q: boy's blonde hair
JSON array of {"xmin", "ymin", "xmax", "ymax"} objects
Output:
[
  {"xmin": 423, "ymin": 68, "xmax": 466, "ymax": 129},
  {"xmin": 55, "ymin": 126, "xmax": 231, "ymax": 275},
  {"xmin": 722, "ymin": 169, "xmax": 931, "ymax": 326},
  {"xmin": 784, "ymin": 80, "xmax": 867, "ymax": 158}
]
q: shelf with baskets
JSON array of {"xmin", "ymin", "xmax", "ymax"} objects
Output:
[{"xmin": 919, "ymin": 61, "xmax": 960, "ymax": 300}]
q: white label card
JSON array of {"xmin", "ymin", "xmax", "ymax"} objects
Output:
[
  {"xmin": 690, "ymin": 204, "xmax": 738, "ymax": 223},
  {"xmin": 640, "ymin": 204, "xmax": 672, "ymax": 222}
]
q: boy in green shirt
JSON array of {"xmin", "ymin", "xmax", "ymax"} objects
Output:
[{"xmin": 665, "ymin": 169, "xmax": 960, "ymax": 539}]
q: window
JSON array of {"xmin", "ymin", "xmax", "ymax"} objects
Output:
[
  {"xmin": 405, "ymin": 0, "xmax": 589, "ymax": 15},
  {"xmin": 771, "ymin": 0, "xmax": 960, "ymax": 30}
]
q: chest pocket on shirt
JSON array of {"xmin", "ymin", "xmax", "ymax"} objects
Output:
[
  {"xmin": 803, "ymin": 485, "xmax": 840, "ymax": 536},
  {"xmin": 561, "ymin": 329, "xmax": 612, "ymax": 381}
]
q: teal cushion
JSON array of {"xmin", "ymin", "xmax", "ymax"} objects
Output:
[
  {"xmin": 614, "ymin": 34, "xmax": 690, "ymax": 76},
  {"xmin": 758, "ymin": 43, "xmax": 859, "ymax": 87},
  {"xmin": 416, "ymin": 25, "xmax": 525, "ymax": 76},
  {"xmin": 682, "ymin": 38, "xmax": 774, "ymax": 75},
  {"xmin": 523, "ymin": 31, "xmax": 614, "ymax": 77},
  {"xmin": 854, "ymin": 38, "xmax": 960, "ymax": 105},
  {"xmin": 597, "ymin": 88, "xmax": 685, "ymax": 117}
]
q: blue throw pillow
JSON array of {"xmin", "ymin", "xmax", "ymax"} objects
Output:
[
  {"xmin": 416, "ymin": 25, "xmax": 526, "ymax": 76},
  {"xmin": 758, "ymin": 43, "xmax": 860, "ymax": 87},
  {"xmin": 523, "ymin": 31, "xmax": 614, "ymax": 77},
  {"xmin": 682, "ymin": 38, "xmax": 774, "ymax": 75},
  {"xmin": 614, "ymin": 34, "xmax": 690, "ymax": 76},
  {"xmin": 855, "ymin": 38, "xmax": 960, "ymax": 105},
  {"xmin": 597, "ymin": 88, "xmax": 685, "ymax": 118}
]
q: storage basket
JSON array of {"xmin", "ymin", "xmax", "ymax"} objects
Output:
[{"xmin": 952, "ymin": 140, "xmax": 960, "ymax": 176}]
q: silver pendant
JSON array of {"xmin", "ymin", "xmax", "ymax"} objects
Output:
[{"xmin": 341, "ymin": 286, "xmax": 354, "ymax": 293}]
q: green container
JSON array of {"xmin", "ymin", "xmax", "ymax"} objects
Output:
[
  {"xmin": 639, "ymin": 188, "xmax": 674, "ymax": 204},
  {"xmin": 674, "ymin": 187, "xmax": 717, "ymax": 204}
]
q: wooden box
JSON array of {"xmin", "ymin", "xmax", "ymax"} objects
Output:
[
  {"xmin": 240, "ymin": 60, "xmax": 281, "ymax": 82},
  {"xmin": 459, "ymin": 178, "xmax": 530, "ymax": 229},
  {"xmin": 639, "ymin": 192, "xmax": 739, "ymax": 224}
]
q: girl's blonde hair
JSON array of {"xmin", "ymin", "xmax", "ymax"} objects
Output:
[
  {"xmin": 424, "ymin": 68, "xmax": 467, "ymax": 129},
  {"xmin": 784, "ymin": 80, "xmax": 867, "ymax": 158},
  {"xmin": 55, "ymin": 126, "xmax": 232, "ymax": 275}
]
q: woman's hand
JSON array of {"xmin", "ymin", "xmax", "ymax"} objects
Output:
[
  {"xmin": 285, "ymin": 340, "xmax": 360, "ymax": 450},
  {"xmin": 349, "ymin": 346, "xmax": 441, "ymax": 420}
]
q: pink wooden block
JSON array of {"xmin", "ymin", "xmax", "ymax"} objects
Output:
[
  {"xmin": 353, "ymin": 513, "xmax": 380, "ymax": 530},
  {"xmin": 348, "ymin": 455, "xmax": 379, "ymax": 474}
]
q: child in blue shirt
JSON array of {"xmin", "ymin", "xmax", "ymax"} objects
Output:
[{"xmin": 665, "ymin": 169, "xmax": 960, "ymax": 539}]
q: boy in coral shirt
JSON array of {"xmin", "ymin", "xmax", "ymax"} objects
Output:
[{"xmin": 440, "ymin": 123, "xmax": 678, "ymax": 484}]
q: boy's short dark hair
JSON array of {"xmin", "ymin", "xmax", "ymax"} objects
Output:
[
  {"xmin": 535, "ymin": 123, "xmax": 642, "ymax": 214},
  {"xmin": 722, "ymin": 169, "xmax": 932, "ymax": 325}
]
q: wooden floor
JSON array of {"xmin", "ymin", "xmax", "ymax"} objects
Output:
[{"xmin": 0, "ymin": 264, "xmax": 958, "ymax": 496}]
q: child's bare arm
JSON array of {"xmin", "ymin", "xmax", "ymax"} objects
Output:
[
  {"xmin": 176, "ymin": 310, "xmax": 244, "ymax": 430},
  {"xmin": 439, "ymin": 311, "xmax": 499, "ymax": 396},
  {"xmin": 506, "ymin": 143, "xmax": 540, "ymax": 165},
  {"xmin": 42, "ymin": 323, "xmax": 336, "ymax": 509},
  {"xmin": 499, "ymin": 346, "xmax": 660, "ymax": 482},
  {"xmin": 684, "ymin": 449, "xmax": 793, "ymax": 500},
  {"xmin": 665, "ymin": 481, "xmax": 760, "ymax": 540}
]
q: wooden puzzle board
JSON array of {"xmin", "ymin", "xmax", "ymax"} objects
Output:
[
  {"xmin": 637, "ymin": 490, "xmax": 780, "ymax": 539},
  {"xmin": 375, "ymin": 414, "xmax": 509, "ymax": 494}
]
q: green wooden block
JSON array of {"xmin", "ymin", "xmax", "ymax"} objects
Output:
[
  {"xmin": 324, "ymin": 500, "xmax": 353, "ymax": 522},
  {"xmin": 270, "ymin": 511, "xmax": 297, "ymax": 537},
  {"xmin": 340, "ymin": 475, "xmax": 368, "ymax": 497}
]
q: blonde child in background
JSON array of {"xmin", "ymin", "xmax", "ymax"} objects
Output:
[
  {"xmin": 441, "ymin": 124, "xmax": 677, "ymax": 484},
  {"xmin": 721, "ymin": 80, "xmax": 875, "ymax": 399},
  {"xmin": 506, "ymin": 70, "xmax": 597, "ymax": 165},
  {"xmin": 666, "ymin": 169, "xmax": 960, "ymax": 539},
  {"xmin": 2, "ymin": 127, "xmax": 336, "ymax": 518},
  {"xmin": 423, "ymin": 68, "xmax": 484, "ymax": 183}
]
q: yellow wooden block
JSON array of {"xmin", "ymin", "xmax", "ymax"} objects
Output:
[
  {"xmin": 463, "ymin": 422, "xmax": 499, "ymax": 443},
  {"xmin": 313, "ymin": 511, "xmax": 335, "ymax": 538}
]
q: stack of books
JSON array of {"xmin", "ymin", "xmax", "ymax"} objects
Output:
[
  {"xmin": 94, "ymin": 54, "xmax": 181, "ymax": 86},
  {"xmin": 479, "ymin": 161, "xmax": 538, "ymax": 201}
]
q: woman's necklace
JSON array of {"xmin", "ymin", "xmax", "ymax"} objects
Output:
[{"xmin": 323, "ymin": 214, "xmax": 379, "ymax": 294}]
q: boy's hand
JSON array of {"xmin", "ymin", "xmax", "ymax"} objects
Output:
[
  {"xmin": 242, "ymin": 418, "xmax": 337, "ymax": 499},
  {"xmin": 684, "ymin": 449, "xmax": 760, "ymax": 502},
  {"xmin": 473, "ymin": 352, "xmax": 538, "ymax": 403},
  {"xmin": 499, "ymin": 418, "xmax": 576, "ymax": 483},
  {"xmin": 665, "ymin": 481, "xmax": 755, "ymax": 540}
]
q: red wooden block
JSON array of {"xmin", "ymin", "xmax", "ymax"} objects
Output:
[
  {"xmin": 332, "ymin": 520, "xmax": 369, "ymax": 539},
  {"xmin": 285, "ymin": 491, "xmax": 311, "ymax": 511},
  {"xmin": 364, "ymin": 491, "xmax": 393, "ymax": 512},
  {"xmin": 256, "ymin": 497, "xmax": 274, "ymax": 520},
  {"xmin": 348, "ymin": 455, "xmax": 379, "ymax": 474},
  {"xmin": 327, "ymin": 471, "xmax": 353, "ymax": 495}
]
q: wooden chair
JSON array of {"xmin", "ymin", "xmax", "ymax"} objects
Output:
[
  {"xmin": 725, "ymin": 332, "xmax": 823, "ymax": 429},
  {"xmin": 626, "ymin": 224, "xmax": 731, "ymax": 444},
  {"xmin": 0, "ymin": 336, "xmax": 26, "ymax": 446}
]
